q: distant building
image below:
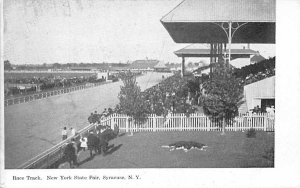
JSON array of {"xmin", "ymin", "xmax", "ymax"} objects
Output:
[
  {"xmin": 129, "ymin": 60, "xmax": 159, "ymax": 71},
  {"xmin": 70, "ymin": 67, "xmax": 98, "ymax": 71},
  {"xmin": 174, "ymin": 44, "xmax": 258, "ymax": 76},
  {"xmin": 154, "ymin": 61, "xmax": 171, "ymax": 72},
  {"xmin": 97, "ymin": 72, "xmax": 109, "ymax": 80},
  {"xmin": 166, "ymin": 63, "xmax": 181, "ymax": 72},
  {"xmin": 250, "ymin": 52, "xmax": 266, "ymax": 64}
]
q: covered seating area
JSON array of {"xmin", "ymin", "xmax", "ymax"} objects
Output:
[
  {"xmin": 174, "ymin": 44, "xmax": 258, "ymax": 73},
  {"xmin": 160, "ymin": 0, "xmax": 275, "ymax": 76}
]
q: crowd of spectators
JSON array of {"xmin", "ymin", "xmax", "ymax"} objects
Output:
[
  {"xmin": 247, "ymin": 105, "xmax": 275, "ymax": 116},
  {"xmin": 61, "ymin": 110, "xmax": 119, "ymax": 168},
  {"xmin": 4, "ymin": 75, "xmax": 105, "ymax": 97},
  {"xmin": 234, "ymin": 57, "xmax": 275, "ymax": 85},
  {"xmin": 87, "ymin": 108, "xmax": 115, "ymax": 124}
]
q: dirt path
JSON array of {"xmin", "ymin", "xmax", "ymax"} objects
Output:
[{"xmin": 5, "ymin": 72, "xmax": 171, "ymax": 168}]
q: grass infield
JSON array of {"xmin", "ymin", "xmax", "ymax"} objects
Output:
[{"xmin": 73, "ymin": 131, "xmax": 274, "ymax": 168}]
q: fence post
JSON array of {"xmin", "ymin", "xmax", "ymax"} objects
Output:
[
  {"xmin": 207, "ymin": 116, "xmax": 211, "ymax": 131},
  {"xmin": 180, "ymin": 114, "xmax": 183, "ymax": 131},
  {"xmin": 126, "ymin": 117, "xmax": 129, "ymax": 133},
  {"xmin": 153, "ymin": 114, "xmax": 157, "ymax": 132},
  {"xmin": 234, "ymin": 116, "xmax": 238, "ymax": 131},
  {"xmin": 111, "ymin": 114, "xmax": 115, "ymax": 130},
  {"xmin": 263, "ymin": 114, "xmax": 268, "ymax": 131}
]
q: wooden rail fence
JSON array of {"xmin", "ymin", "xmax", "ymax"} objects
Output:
[
  {"xmin": 17, "ymin": 116, "xmax": 113, "ymax": 169},
  {"xmin": 4, "ymin": 82, "xmax": 104, "ymax": 107}
]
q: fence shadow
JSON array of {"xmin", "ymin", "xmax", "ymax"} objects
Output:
[
  {"xmin": 118, "ymin": 133, "xmax": 126, "ymax": 137},
  {"xmin": 77, "ymin": 154, "xmax": 95, "ymax": 166}
]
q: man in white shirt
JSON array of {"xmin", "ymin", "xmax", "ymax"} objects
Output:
[
  {"xmin": 62, "ymin": 127, "xmax": 68, "ymax": 140},
  {"xmin": 70, "ymin": 127, "xmax": 76, "ymax": 137}
]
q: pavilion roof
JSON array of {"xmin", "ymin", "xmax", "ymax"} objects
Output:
[
  {"xmin": 162, "ymin": 0, "xmax": 275, "ymax": 23},
  {"xmin": 161, "ymin": 0, "xmax": 276, "ymax": 43}
]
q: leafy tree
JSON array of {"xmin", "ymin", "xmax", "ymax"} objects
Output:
[
  {"xmin": 200, "ymin": 62, "xmax": 244, "ymax": 134},
  {"xmin": 118, "ymin": 71, "xmax": 148, "ymax": 134},
  {"xmin": 4, "ymin": 60, "xmax": 12, "ymax": 70},
  {"xmin": 53, "ymin": 63, "xmax": 61, "ymax": 69}
]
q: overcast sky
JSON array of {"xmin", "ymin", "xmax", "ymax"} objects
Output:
[{"xmin": 4, "ymin": 0, "xmax": 275, "ymax": 65}]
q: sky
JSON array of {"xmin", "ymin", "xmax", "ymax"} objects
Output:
[{"xmin": 3, "ymin": 0, "xmax": 275, "ymax": 65}]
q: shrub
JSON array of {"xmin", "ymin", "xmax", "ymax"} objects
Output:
[{"xmin": 246, "ymin": 128, "xmax": 256, "ymax": 138}]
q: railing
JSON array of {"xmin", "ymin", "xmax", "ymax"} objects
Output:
[
  {"xmin": 112, "ymin": 113, "xmax": 275, "ymax": 132},
  {"xmin": 18, "ymin": 116, "xmax": 114, "ymax": 169},
  {"xmin": 18, "ymin": 112, "xmax": 274, "ymax": 169},
  {"xmin": 4, "ymin": 82, "xmax": 105, "ymax": 107}
]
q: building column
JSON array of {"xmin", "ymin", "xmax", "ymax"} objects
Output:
[{"xmin": 181, "ymin": 57, "xmax": 185, "ymax": 77}]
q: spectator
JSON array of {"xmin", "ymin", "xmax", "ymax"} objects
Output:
[
  {"xmin": 80, "ymin": 136, "xmax": 88, "ymax": 151},
  {"xmin": 62, "ymin": 127, "xmax": 68, "ymax": 140},
  {"xmin": 70, "ymin": 127, "xmax": 76, "ymax": 137},
  {"xmin": 88, "ymin": 113, "xmax": 94, "ymax": 123},
  {"xmin": 93, "ymin": 111, "xmax": 100, "ymax": 123},
  {"xmin": 270, "ymin": 105, "xmax": 275, "ymax": 116},
  {"xmin": 64, "ymin": 138, "xmax": 78, "ymax": 168},
  {"xmin": 87, "ymin": 131, "xmax": 100, "ymax": 157},
  {"xmin": 108, "ymin": 108, "xmax": 113, "ymax": 115},
  {"xmin": 247, "ymin": 109, "xmax": 253, "ymax": 116},
  {"xmin": 253, "ymin": 105, "xmax": 261, "ymax": 114},
  {"xmin": 102, "ymin": 108, "xmax": 108, "ymax": 117}
]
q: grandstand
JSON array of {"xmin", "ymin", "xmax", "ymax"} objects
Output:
[
  {"xmin": 239, "ymin": 76, "xmax": 275, "ymax": 113},
  {"xmin": 235, "ymin": 57, "xmax": 275, "ymax": 113}
]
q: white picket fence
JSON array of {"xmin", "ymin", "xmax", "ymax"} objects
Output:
[
  {"xmin": 18, "ymin": 112, "xmax": 274, "ymax": 169},
  {"xmin": 110, "ymin": 113, "xmax": 275, "ymax": 132}
]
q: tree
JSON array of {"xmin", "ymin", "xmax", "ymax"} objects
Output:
[
  {"xmin": 200, "ymin": 62, "xmax": 244, "ymax": 134},
  {"xmin": 4, "ymin": 60, "xmax": 12, "ymax": 70},
  {"xmin": 53, "ymin": 63, "xmax": 61, "ymax": 69},
  {"xmin": 118, "ymin": 71, "xmax": 148, "ymax": 135}
]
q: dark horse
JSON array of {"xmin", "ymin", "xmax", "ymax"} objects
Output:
[
  {"xmin": 87, "ymin": 131, "xmax": 100, "ymax": 157},
  {"xmin": 63, "ymin": 140, "xmax": 78, "ymax": 168},
  {"xmin": 87, "ymin": 126, "xmax": 119, "ymax": 157}
]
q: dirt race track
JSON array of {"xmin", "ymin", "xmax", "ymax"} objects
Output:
[{"xmin": 4, "ymin": 72, "xmax": 171, "ymax": 168}]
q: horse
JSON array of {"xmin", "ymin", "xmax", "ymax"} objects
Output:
[
  {"xmin": 87, "ymin": 132, "xmax": 100, "ymax": 157},
  {"xmin": 63, "ymin": 141, "xmax": 78, "ymax": 167},
  {"xmin": 87, "ymin": 125, "xmax": 120, "ymax": 157}
]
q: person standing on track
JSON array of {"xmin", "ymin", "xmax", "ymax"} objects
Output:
[
  {"xmin": 70, "ymin": 127, "xmax": 76, "ymax": 137},
  {"xmin": 62, "ymin": 127, "xmax": 68, "ymax": 140}
]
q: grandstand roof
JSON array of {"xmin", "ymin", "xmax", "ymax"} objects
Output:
[
  {"xmin": 154, "ymin": 61, "xmax": 168, "ymax": 68},
  {"xmin": 161, "ymin": 0, "xmax": 275, "ymax": 43}
]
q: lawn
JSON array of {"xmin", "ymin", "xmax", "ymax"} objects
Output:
[{"xmin": 73, "ymin": 131, "xmax": 274, "ymax": 168}]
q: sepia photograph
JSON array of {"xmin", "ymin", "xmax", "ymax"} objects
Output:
[{"xmin": 0, "ymin": 0, "xmax": 300, "ymax": 187}]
